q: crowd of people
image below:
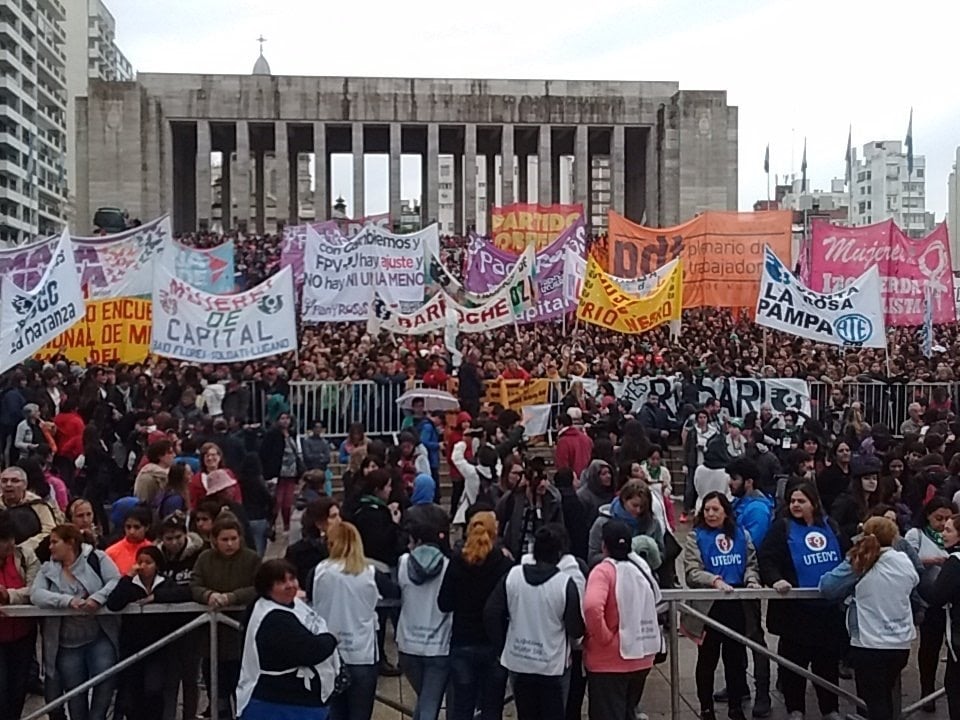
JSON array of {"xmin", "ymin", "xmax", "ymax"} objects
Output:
[{"xmin": 0, "ymin": 230, "xmax": 958, "ymax": 720}]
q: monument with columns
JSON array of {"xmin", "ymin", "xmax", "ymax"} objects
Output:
[{"xmin": 73, "ymin": 48, "xmax": 738, "ymax": 236}]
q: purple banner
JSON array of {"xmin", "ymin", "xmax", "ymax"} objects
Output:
[
  {"xmin": 463, "ymin": 220, "xmax": 586, "ymax": 323},
  {"xmin": 465, "ymin": 220, "xmax": 587, "ymax": 295}
]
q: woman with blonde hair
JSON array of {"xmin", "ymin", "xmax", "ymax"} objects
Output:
[
  {"xmin": 312, "ymin": 521, "xmax": 380, "ymax": 720},
  {"xmin": 820, "ymin": 516, "xmax": 919, "ymax": 720},
  {"xmin": 438, "ymin": 505, "xmax": 513, "ymax": 720}
]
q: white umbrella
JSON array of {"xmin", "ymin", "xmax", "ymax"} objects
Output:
[{"xmin": 396, "ymin": 388, "xmax": 460, "ymax": 412}]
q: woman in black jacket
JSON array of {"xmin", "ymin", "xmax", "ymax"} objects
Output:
[
  {"xmin": 237, "ymin": 453, "xmax": 276, "ymax": 557},
  {"xmin": 758, "ymin": 482, "xmax": 849, "ymax": 720},
  {"xmin": 107, "ymin": 545, "xmax": 184, "ymax": 720},
  {"xmin": 817, "ymin": 439, "xmax": 853, "ymax": 514},
  {"xmin": 438, "ymin": 506, "xmax": 513, "ymax": 720},
  {"xmin": 285, "ymin": 497, "xmax": 341, "ymax": 598},
  {"xmin": 829, "ymin": 457, "xmax": 890, "ymax": 543},
  {"xmin": 157, "ymin": 512, "xmax": 205, "ymax": 720},
  {"xmin": 346, "ymin": 469, "xmax": 406, "ymax": 676},
  {"xmin": 925, "ymin": 513, "xmax": 960, "ymax": 720}
]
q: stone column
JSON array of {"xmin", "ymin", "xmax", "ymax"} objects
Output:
[
  {"xmin": 501, "ymin": 125, "xmax": 514, "ymax": 206},
  {"xmin": 221, "ymin": 152, "xmax": 232, "ymax": 232},
  {"xmin": 352, "ymin": 123, "xmax": 364, "ymax": 218},
  {"xmin": 538, "ymin": 125, "xmax": 552, "ymax": 204},
  {"xmin": 195, "ymin": 120, "xmax": 211, "ymax": 231},
  {"xmin": 274, "ymin": 121, "xmax": 289, "ymax": 227},
  {"xmin": 313, "ymin": 121, "xmax": 327, "ymax": 221},
  {"xmin": 464, "ymin": 124, "xmax": 477, "ymax": 233},
  {"xmin": 234, "ymin": 121, "xmax": 251, "ymax": 231},
  {"xmin": 453, "ymin": 151, "xmax": 464, "ymax": 234},
  {"xmin": 611, "ymin": 125, "xmax": 625, "ymax": 214},
  {"xmin": 423, "ymin": 123, "xmax": 439, "ymax": 225},
  {"xmin": 485, "ymin": 155, "xmax": 496, "ymax": 232},
  {"xmin": 574, "ymin": 124, "xmax": 589, "ymax": 219},
  {"xmin": 389, "ymin": 122, "xmax": 402, "ymax": 223},
  {"xmin": 163, "ymin": 120, "xmax": 174, "ymax": 228},
  {"xmin": 518, "ymin": 156, "xmax": 528, "ymax": 202},
  {"xmin": 254, "ymin": 148, "xmax": 265, "ymax": 235}
]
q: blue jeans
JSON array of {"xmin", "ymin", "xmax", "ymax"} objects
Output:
[
  {"xmin": 250, "ymin": 518, "xmax": 271, "ymax": 557},
  {"xmin": 399, "ymin": 653, "xmax": 449, "ymax": 720},
  {"xmin": 448, "ymin": 644, "xmax": 507, "ymax": 720},
  {"xmin": 329, "ymin": 663, "xmax": 378, "ymax": 720},
  {"xmin": 56, "ymin": 632, "xmax": 117, "ymax": 720}
]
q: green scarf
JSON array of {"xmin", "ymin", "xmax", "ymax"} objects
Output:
[
  {"xmin": 645, "ymin": 463, "xmax": 662, "ymax": 481},
  {"xmin": 924, "ymin": 525, "xmax": 945, "ymax": 549}
]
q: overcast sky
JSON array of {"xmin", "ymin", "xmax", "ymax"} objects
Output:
[{"xmin": 109, "ymin": 0, "xmax": 960, "ymax": 219}]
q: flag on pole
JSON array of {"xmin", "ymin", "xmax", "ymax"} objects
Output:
[
  {"xmin": 763, "ymin": 144, "xmax": 770, "ymax": 174},
  {"xmin": 800, "ymin": 138, "xmax": 807, "ymax": 192},
  {"xmin": 905, "ymin": 108, "xmax": 914, "ymax": 176},
  {"xmin": 922, "ymin": 284, "xmax": 933, "ymax": 359},
  {"xmin": 844, "ymin": 126, "xmax": 853, "ymax": 186}
]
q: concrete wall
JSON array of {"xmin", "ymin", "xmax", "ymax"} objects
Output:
[{"xmin": 75, "ymin": 74, "xmax": 738, "ymax": 231}]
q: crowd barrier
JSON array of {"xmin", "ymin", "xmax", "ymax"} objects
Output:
[
  {"xmin": 240, "ymin": 378, "xmax": 959, "ymax": 442},
  {"xmin": 3, "ymin": 588, "xmax": 944, "ymax": 720}
]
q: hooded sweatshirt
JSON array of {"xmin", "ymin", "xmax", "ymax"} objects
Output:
[
  {"xmin": 732, "ymin": 490, "xmax": 775, "ymax": 548},
  {"xmin": 577, "ymin": 460, "xmax": 615, "ymax": 526},
  {"xmin": 411, "ymin": 473, "xmax": 436, "ymax": 505},
  {"xmin": 133, "ymin": 463, "xmax": 169, "ymax": 505},
  {"xmin": 588, "ymin": 500, "xmax": 664, "ymax": 569},
  {"xmin": 397, "ymin": 544, "xmax": 451, "ymax": 657}
]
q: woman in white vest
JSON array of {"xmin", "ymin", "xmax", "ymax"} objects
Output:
[
  {"xmin": 820, "ymin": 517, "xmax": 919, "ymax": 720},
  {"xmin": 904, "ymin": 496, "xmax": 952, "ymax": 711},
  {"xmin": 583, "ymin": 520, "xmax": 664, "ymax": 720},
  {"xmin": 397, "ymin": 509, "xmax": 452, "ymax": 720},
  {"xmin": 312, "ymin": 522, "xmax": 381, "ymax": 720},
  {"xmin": 683, "ymin": 491, "xmax": 761, "ymax": 720},
  {"xmin": 236, "ymin": 559, "xmax": 340, "ymax": 720},
  {"xmin": 483, "ymin": 523, "xmax": 585, "ymax": 720}
]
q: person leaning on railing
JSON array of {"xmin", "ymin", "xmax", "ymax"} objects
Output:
[
  {"xmin": 0, "ymin": 510, "xmax": 40, "ymax": 720},
  {"xmin": 30, "ymin": 523, "xmax": 122, "ymax": 720},
  {"xmin": 819, "ymin": 517, "xmax": 919, "ymax": 720},
  {"xmin": 757, "ymin": 482, "xmax": 849, "ymax": 720},
  {"xmin": 923, "ymin": 513, "xmax": 960, "ymax": 720},
  {"xmin": 682, "ymin": 491, "xmax": 761, "ymax": 720}
]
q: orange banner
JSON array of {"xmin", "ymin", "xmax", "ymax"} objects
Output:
[
  {"xmin": 490, "ymin": 203, "xmax": 583, "ymax": 253},
  {"xmin": 36, "ymin": 298, "xmax": 152, "ymax": 364},
  {"xmin": 606, "ymin": 210, "xmax": 792, "ymax": 309}
]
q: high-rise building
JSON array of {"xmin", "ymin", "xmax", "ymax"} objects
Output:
[
  {"xmin": 949, "ymin": 147, "xmax": 959, "ymax": 271},
  {"xmin": 65, "ymin": 0, "xmax": 132, "ymax": 226},
  {"xmin": 0, "ymin": 0, "xmax": 69, "ymax": 243},
  {"xmin": 851, "ymin": 140, "xmax": 934, "ymax": 238}
]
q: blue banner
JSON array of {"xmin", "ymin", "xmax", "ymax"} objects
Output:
[{"xmin": 162, "ymin": 239, "xmax": 235, "ymax": 294}]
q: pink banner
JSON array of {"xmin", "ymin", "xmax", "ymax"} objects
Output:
[{"xmin": 810, "ymin": 219, "xmax": 956, "ymax": 326}]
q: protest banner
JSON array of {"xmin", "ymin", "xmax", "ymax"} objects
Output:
[
  {"xmin": 37, "ymin": 298, "xmax": 151, "ymax": 364},
  {"xmin": 809, "ymin": 219, "xmax": 956, "ymax": 326},
  {"xmin": 576, "ymin": 255, "xmax": 682, "ymax": 334},
  {"xmin": 371, "ymin": 246, "xmax": 537, "ymax": 335},
  {"xmin": 0, "ymin": 230, "xmax": 85, "ymax": 373},
  {"xmin": 482, "ymin": 378, "xmax": 551, "ymax": 410},
  {"xmin": 160, "ymin": 238, "xmax": 235, "ymax": 293},
  {"xmin": 302, "ymin": 224, "xmax": 434, "ymax": 322},
  {"xmin": 490, "ymin": 202, "xmax": 583, "ymax": 253},
  {"xmin": 756, "ymin": 246, "xmax": 886, "ymax": 349},
  {"xmin": 607, "ymin": 210, "xmax": 792, "ymax": 309},
  {"xmin": 465, "ymin": 219, "xmax": 588, "ymax": 294},
  {"xmin": 0, "ymin": 216, "xmax": 171, "ymax": 299},
  {"xmin": 614, "ymin": 375, "xmax": 811, "ymax": 421},
  {"xmin": 564, "ymin": 250, "xmax": 679, "ymax": 305},
  {"xmin": 151, "ymin": 266, "xmax": 297, "ymax": 363},
  {"xmin": 281, "ymin": 213, "xmax": 391, "ymax": 281}
]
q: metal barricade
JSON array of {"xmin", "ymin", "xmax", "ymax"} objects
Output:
[
  {"xmin": 808, "ymin": 380, "xmax": 956, "ymax": 435},
  {"xmin": 4, "ymin": 589, "xmax": 945, "ymax": 720}
]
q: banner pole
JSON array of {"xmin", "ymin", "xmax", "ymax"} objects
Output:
[{"xmin": 762, "ymin": 328, "xmax": 768, "ymax": 369}]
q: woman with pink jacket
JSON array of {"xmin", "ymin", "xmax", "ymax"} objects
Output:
[{"xmin": 583, "ymin": 520, "xmax": 665, "ymax": 720}]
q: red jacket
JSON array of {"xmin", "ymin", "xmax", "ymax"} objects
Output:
[
  {"xmin": 422, "ymin": 369, "xmax": 449, "ymax": 389},
  {"xmin": 53, "ymin": 411, "xmax": 85, "ymax": 460},
  {"xmin": 554, "ymin": 426, "xmax": 593, "ymax": 478}
]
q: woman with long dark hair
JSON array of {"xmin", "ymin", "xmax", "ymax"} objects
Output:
[
  {"xmin": 758, "ymin": 483, "xmax": 848, "ymax": 720},
  {"xmin": 286, "ymin": 497, "xmax": 341, "ymax": 596},
  {"xmin": 817, "ymin": 439, "xmax": 854, "ymax": 514},
  {"xmin": 829, "ymin": 457, "xmax": 890, "ymax": 542},
  {"xmin": 683, "ymin": 491, "xmax": 761, "ymax": 720}
]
